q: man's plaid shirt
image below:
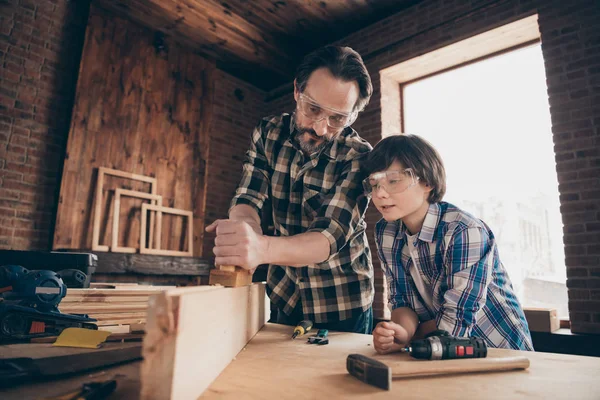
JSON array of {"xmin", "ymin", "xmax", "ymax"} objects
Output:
[{"xmin": 230, "ymin": 113, "xmax": 374, "ymax": 323}]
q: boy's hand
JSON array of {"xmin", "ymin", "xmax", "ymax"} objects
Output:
[{"xmin": 373, "ymin": 321, "xmax": 409, "ymax": 354}]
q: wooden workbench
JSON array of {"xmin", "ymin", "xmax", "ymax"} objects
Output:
[{"xmin": 2, "ymin": 323, "xmax": 599, "ymax": 399}]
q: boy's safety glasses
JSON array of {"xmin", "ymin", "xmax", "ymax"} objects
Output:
[
  {"xmin": 296, "ymin": 93, "xmax": 358, "ymax": 129},
  {"xmin": 363, "ymin": 168, "xmax": 419, "ymax": 196}
]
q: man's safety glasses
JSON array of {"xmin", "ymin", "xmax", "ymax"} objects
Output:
[
  {"xmin": 363, "ymin": 168, "xmax": 419, "ymax": 196},
  {"xmin": 296, "ymin": 93, "xmax": 358, "ymax": 129}
]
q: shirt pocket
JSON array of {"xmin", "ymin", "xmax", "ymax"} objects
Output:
[{"xmin": 302, "ymin": 186, "xmax": 324, "ymax": 220}]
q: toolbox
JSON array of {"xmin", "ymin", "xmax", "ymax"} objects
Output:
[{"xmin": 0, "ymin": 250, "xmax": 97, "ymax": 288}]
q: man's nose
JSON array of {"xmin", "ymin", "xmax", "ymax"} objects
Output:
[{"xmin": 312, "ymin": 118, "xmax": 329, "ymax": 136}]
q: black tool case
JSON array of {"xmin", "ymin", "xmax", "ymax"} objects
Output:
[{"xmin": 0, "ymin": 250, "xmax": 97, "ymax": 288}]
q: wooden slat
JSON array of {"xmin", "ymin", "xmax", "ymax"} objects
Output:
[
  {"xmin": 67, "ymin": 288, "xmax": 165, "ymax": 296},
  {"xmin": 60, "ymin": 303, "xmax": 148, "ymax": 313},
  {"xmin": 62, "ymin": 295, "xmax": 150, "ymax": 303},
  {"xmin": 87, "ymin": 312, "xmax": 148, "ymax": 320},
  {"xmin": 93, "ymin": 252, "xmax": 211, "ymax": 276},
  {"xmin": 141, "ymin": 283, "xmax": 267, "ymax": 400}
]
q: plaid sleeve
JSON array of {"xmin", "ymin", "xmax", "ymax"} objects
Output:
[
  {"xmin": 229, "ymin": 121, "xmax": 271, "ymax": 214},
  {"xmin": 306, "ymin": 156, "xmax": 367, "ymax": 259},
  {"xmin": 437, "ymin": 226, "xmax": 494, "ymax": 336}
]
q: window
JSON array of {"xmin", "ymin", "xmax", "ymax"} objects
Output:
[{"xmin": 401, "ymin": 43, "xmax": 568, "ymax": 318}]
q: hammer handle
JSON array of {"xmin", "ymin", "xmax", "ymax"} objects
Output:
[{"xmin": 390, "ymin": 356, "xmax": 530, "ymax": 378}]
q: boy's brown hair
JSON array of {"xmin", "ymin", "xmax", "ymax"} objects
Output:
[{"xmin": 362, "ymin": 134, "xmax": 447, "ymax": 203}]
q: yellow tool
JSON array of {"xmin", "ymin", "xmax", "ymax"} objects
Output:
[{"xmin": 292, "ymin": 320, "xmax": 313, "ymax": 339}]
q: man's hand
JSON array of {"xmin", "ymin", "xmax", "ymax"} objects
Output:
[
  {"xmin": 372, "ymin": 321, "xmax": 410, "ymax": 354},
  {"xmin": 205, "ymin": 219, "xmax": 268, "ymax": 271}
]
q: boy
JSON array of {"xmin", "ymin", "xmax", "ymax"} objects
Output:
[{"xmin": 362, "ymin": 134, "xmax": 533, "ymax": 353}]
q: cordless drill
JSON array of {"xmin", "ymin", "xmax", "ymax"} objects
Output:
[{"xmin": 400, "ymin": 330, "xmax": 487, "ymax": 360}]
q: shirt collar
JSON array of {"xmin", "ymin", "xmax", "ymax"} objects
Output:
[{"xmin": 396, "ymin": 202, "xmax": 442, "ymax": 243}]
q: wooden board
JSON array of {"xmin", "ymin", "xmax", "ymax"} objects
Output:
[
  {"xmin": 92, "ymin": 252, "xmax": 212, "ymax": 276},
  {"xmin": 200, "ymin": 323, "xmax": 600, "ymax": 399},
  {"xmin": 141, "ymin": 283, "xmax": 268, "ymax": 400},
  {"xmin": 59, "ymin": 303, "xmax": 148, "ymax": 313},
  {"xmin": 62, "ymin": 295, "xmax": 151, "ymax": 303},
  {"xmin": 52, "ymin": 5, "xmax": 213, "ymax": 257},
  {"xmin": 0, "ymin": 342, "xmax": 142, "ymax": 383},
  {"xmin": 112, "ymin": 188, "xmax": 163, "ymax": 253}
]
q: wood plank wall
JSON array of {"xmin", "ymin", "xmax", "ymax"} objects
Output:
[{"xmin": 53, "ymin": 5, "xmax": 214, "ymax": 257}]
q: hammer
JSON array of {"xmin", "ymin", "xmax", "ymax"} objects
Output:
[{"xmin": 346, "ymin": 354, "xmax": 530, "ymax": 390}]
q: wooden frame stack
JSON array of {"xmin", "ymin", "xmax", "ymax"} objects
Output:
[
  {"xmin": 92, "ymin": 167, "xmax": 157, "ymax": 252},
  {"xmin": 92, "ymin": 167, "xmax": 194, "ymax": 257}
]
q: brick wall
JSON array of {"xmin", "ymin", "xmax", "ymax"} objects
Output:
[
  {"xmin": 266, "ymin": 0, "xmax": 600, "ymax": 331},
  {"xmin": 203, "ymin": 71, "xmax": 267, "ymax": 258},
  {"xmin": 0, "ymin": 0, "xmax": 89, "ymax": 250}
]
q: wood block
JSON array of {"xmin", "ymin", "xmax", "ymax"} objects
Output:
[
  {"xmin": 209, "ymin": 268, "xmax": 253, "ymax": 287},
  {"xmin": 141, "ymin": 283, "xmax": 267, "ymax": 400},
  {"xmin": 523, "ymin": 307, "xmax": 560, "ymax": 332}
]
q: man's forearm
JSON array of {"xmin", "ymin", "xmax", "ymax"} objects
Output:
[
  {"xmin": 229, "ymin": 204, "xmax": 262, "ymax": 234},
  {"xmin": 264, "ymin": 231, "xmax": 330, "ymax": 267},
  {"xmin": 229, "ymin": 204, "xmax": 330, "ymax": 267}
]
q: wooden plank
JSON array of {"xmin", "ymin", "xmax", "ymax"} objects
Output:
[
  {"xmin": 93, "ymin": 252, "xmax": 211, "ymax": 276},
  {"xmin": 95, "ymin": 318, "xmax": 146, "ymax": 326},
  {"xmin": 87, "ymin": 312, "xmax": 148, "ymax": 320},
  {"xmin": 140, "ymin": 204, "xmax": 193, "ymax": 257},
  {"xmin": 200, "ymin": 323, "xmax": 600, "ymax": 399},
  {"xmin": 141, "ymin": 283, "xmax": 267, "ymax": 400},
  {"xmin": 59, "ymin": 303, "xmax": 148, "ymax": 313},
  {"xmin": 0, "ymin": 342, "xmax": 142, "ymax": 385},
  {"xmin": 62, "ymin": 295, "xmax": 150, "ymax": 303},
  {"xmin": 67, "ymin": 288, "xmax": 167, "ymax": 296}
]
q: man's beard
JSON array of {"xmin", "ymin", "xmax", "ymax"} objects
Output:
[{"xmin": 292, "ymin": 115, "xmax": 332, "ymax": 155}]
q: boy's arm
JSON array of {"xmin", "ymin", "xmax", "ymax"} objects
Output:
[
  {"xmin": 437, "ymin": 226, "xmax": 495, "ymax": 337},
  {"xmin": 389, "ymin": 307, "xmax": 420, "ymax": 344}
]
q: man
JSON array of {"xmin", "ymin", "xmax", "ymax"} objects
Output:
[{"xmin": 206, "ymin": 46, "xmax": 374, "ymax": 333}]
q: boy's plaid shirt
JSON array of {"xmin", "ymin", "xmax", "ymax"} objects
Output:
[
  {"xmin": 375, "ymin": 202, "xmax": 533, "ymax": 350},
  {"xmin": 230, "ymin": 114, "xmax": 374, "ymax": 323}
]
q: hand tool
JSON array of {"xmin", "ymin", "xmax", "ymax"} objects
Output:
[
  {"xmin": 291, "ymin": 320, "xmax": 313, "ymax": 339},
  {"xmin": 346, "ymin": 353, "xmax": 530, "ymax": 390},
  {"xmin": 307, "ymin": 329, "xmax": 328, "ymax": 345},
  {"xmin": 401, "ymin": 330, "xmax": 487, "ymax": 360},
  {"xmin": 0, "ymin": 264, "xmax": 97, "ymax": 340}
]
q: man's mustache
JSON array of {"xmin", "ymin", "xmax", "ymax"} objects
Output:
[{"xmin": 299, "ymin": 129, "xmax": 320, "ymax": 140}]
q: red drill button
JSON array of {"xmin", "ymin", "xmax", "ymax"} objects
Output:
[
  {"xmin": 456, "ymin": 346, "xmax": 465, "ymax": 356},
  {"xmin": 466, "ymin": 346, "xmax": 474, "ymax": 355}
]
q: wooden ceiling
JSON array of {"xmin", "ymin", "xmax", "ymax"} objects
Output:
[{"xmin": 95, "ymin": 0, "xmax": 420, "ymax": 91}]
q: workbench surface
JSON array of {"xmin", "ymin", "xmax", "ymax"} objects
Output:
[{"xmin": 2, "ymin": 323, "xmax": 599, "ymax": 399}]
